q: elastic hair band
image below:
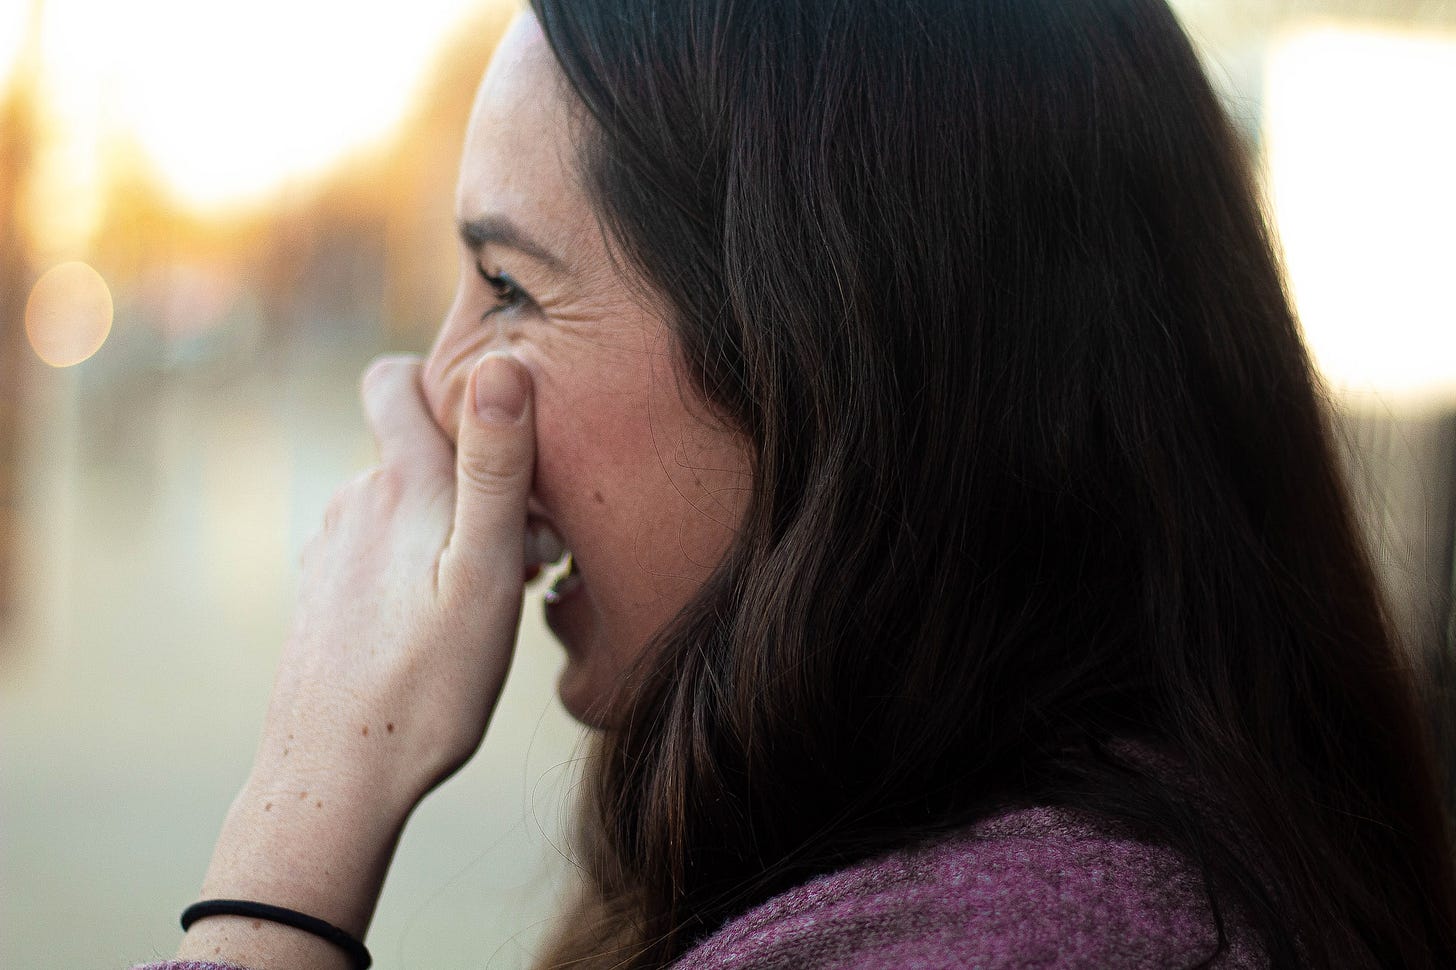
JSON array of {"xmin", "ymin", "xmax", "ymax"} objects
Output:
[{"xmin": 181, "ymin": 899, "xmax": 372, "ymax": 970}]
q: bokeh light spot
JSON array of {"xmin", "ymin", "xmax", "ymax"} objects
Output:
[
  {"xmin": 1265, "ymin": 23, "xmax": 1456, "ymax": 404},
  {"xmin": 25, "ymin": 261, "xmax": 114, "ymax": 368}
]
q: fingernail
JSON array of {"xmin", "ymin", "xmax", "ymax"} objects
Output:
[{"xmin": 474, "ymin": 353, "xmax": 528, "ymax": 424}]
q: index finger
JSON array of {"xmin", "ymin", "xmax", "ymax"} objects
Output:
[{"xmin": 360, "ymin": 354, "xmax": 453, "ymax": 480}]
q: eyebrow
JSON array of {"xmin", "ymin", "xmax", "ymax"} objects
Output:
[{"xmin": 456, "ymin": 214, "xmax": 568, "ymax": 274}]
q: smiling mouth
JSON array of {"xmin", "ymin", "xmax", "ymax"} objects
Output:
[
  {"xmin": 525, "ymin": 517, "xmax": 567, "ymax": 584},
  {"xmin": 545, "ymin": 554, "xmax": 581, "ymax": 604},
  {"xmin": 524, "ymin": 516, "xmax": 583, "ymax": 605}
]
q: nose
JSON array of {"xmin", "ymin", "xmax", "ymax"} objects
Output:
[{"xmin": 420, "ymin": 336, "xmax": 466, "ymax": 444}]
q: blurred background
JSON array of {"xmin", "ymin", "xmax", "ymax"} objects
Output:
[{"xmin": 0, "ymin": 0, "xmax": 1453, "ymax": 967}]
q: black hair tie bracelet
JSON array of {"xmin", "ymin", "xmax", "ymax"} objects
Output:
[{"xmin": 181, "ymin": 899, "xmax": 372, "ymax": 970}]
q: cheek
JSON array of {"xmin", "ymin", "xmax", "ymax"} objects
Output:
[
  {"xmin": 533, "ymin": 382, "xmax": 644, "ymax": 515},
  {"xmin": 543, "ymin": 375, "xmax": 749, "ymax": 603}
]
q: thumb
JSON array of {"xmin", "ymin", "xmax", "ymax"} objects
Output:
[{"xmin": 439, "ymin": 351, "xmax": 535, "ymax": 599}]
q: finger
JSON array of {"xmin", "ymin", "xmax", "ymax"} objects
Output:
[
  {"xmin": 437, "ymin": 352, "xmax": 535, "ymax": 600},
  {"xmin": 360, "ymin": 354, "xmax": 451, "ymax": 477}
]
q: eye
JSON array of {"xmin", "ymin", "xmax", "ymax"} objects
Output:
[{"xmin": 475, "ymin": 262, "xmax": 530, "ymax": 320}]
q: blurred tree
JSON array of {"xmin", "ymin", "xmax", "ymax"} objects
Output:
[{"xmin": 0, "ymin": 0, "xmax": 43, "ymax": 628}]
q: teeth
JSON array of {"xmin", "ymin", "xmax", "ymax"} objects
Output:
[
  {"xmin": 545, "ymin": 554, "xmax": 579, "ymax": 604},
  {"xmin": 525, "ymin": 520, "xmax": 567, "ymax": 567}
]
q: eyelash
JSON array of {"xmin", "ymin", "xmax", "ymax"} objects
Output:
[{"xmin": 476, "ymin": 262, "xmax": 528, "ymax": 320}]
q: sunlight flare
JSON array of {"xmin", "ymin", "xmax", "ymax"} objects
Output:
[
  {"xmin": 8, "ymin": 0, "xmax": 507, "ymax": 230},
  {"xmin": 1264, "ymin": 23, "xmax": 1456, "ymax": 404}
]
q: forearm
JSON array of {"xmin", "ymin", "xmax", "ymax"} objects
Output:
[{"xmin": 165, "ymin": 355, "xmax": 533, "ymax": 969}]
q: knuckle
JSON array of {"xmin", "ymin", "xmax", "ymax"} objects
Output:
[
  {"xmin": 459, "ymin": 454, "xmax": 525, "ymax": 498},
  {"xmin": 342, "ymin": 467, "xmax": 377, "ymax": 496},
  {"xmin": 368, "ymin": 464, "xmax": 408, "ymax": 505},
  {"xmin": 323, "ymin": 491, "xmax": 349, "ymax": 528},
  {"xmin": 457, "ymin": 432, "xmax": 532, "ymax": 498},
  {"xmin": 324, "ymin": 467, "xmax": 382, "ymax": 524}
]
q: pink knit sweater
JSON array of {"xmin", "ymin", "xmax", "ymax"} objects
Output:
[{"xmin": 133, "ymin": 803, "xmax": 1264, "ymax": 969}]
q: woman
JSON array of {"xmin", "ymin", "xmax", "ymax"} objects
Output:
[{"xmin": 136, "ymin": 0, "xmax": 1456, "ymax": 968}]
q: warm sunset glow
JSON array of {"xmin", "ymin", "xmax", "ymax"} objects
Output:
[
  {"xmin": 25, "ymin": 260, "xmax": 114, "ymax": 367},
  {"xmin": 9, "ymin": 0, "xmax": 506, "ymax": 230},
  {"xmin": 0, "ymin": 2, "xmax": 27, "ymax": 92},
  {"xmin": 1264, "ymin": 24, "xmax": 1456, "ymax": 404}
]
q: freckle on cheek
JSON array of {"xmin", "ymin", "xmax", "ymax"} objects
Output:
[
  {"xmin": 594, "ymin": 490, "xmax": 605, "ymax": 504},
  {"xmin": 362, "ymin": 725, "xmax": 369, "ymax": 736},
  {"xmin": 387, "ymin": 723, "xmax": 395, "ymax": 733}
]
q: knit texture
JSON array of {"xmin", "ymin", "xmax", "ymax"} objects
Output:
[
  {"xmin": 133, "ymin": 804, "xmax": 1263, "ymax": 970},
  {"xmin": 671, "ymin": 804, "xmax": 1263, "ymax": 969}
]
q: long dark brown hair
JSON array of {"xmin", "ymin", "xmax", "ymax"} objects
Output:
[{"xmin": 524, "ymin": 0, "xmax": 1456, "ymax": 966}]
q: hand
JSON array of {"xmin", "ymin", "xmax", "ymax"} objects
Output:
[
  {"xmin": 176, "ymin": 352, "xmax": 535, "ymax": 967},
  {"xmin": 259, "ymin": 351, "xmax": 536, "ymax": 808}
]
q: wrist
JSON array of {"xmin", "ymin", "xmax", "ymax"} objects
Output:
[
  {"xmin": 199, "ymin": 768, "xmax": 410, "ymax": 939},
  {"xmin": 175, "ymin": 724, "xmax": 421, "ymax": 968}
]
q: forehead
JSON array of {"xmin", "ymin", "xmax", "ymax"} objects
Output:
[{"xmin": 456, "ymin": 14, "xmax": 589, "ymax": 263}]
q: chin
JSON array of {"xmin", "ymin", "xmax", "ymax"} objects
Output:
[{"xmin": 555, "ymin": 659, "xmax": 617, "ymax": 729}]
